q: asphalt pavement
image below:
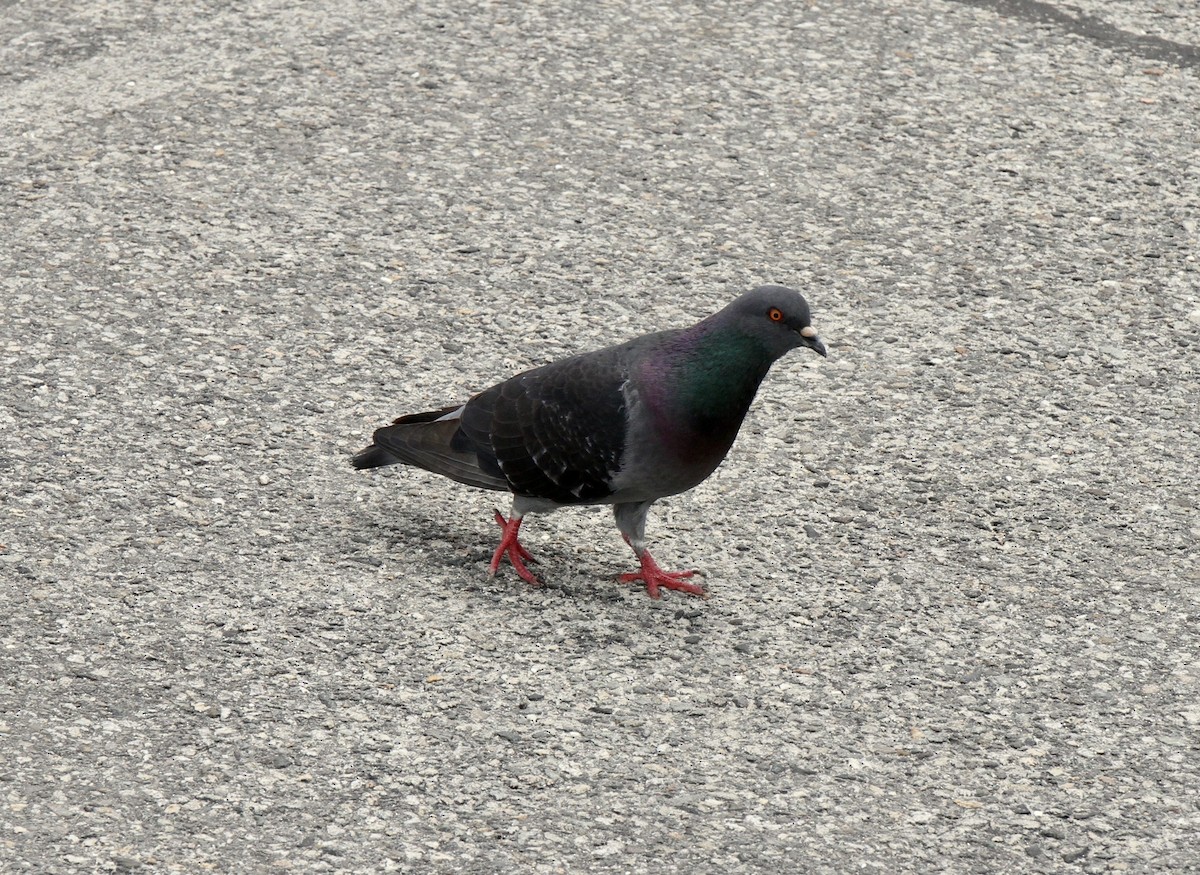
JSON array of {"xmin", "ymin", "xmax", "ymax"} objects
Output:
[{"xmin": 2, "ymin": 1, "xmax": 1198, "ymax": 872}]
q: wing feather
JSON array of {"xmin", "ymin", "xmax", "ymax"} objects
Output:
[{"xmin": 459, "ymin": 349, "xmax": 630, "ymax": 505}]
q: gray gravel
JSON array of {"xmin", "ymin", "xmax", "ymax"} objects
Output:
[{"xmin": 2, "ymin": 1, "xmax": 1198, "ymax": 872}]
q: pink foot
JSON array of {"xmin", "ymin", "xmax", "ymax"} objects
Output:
[
  {"xmin": 489, "ymin": 510, "xmax": 541, "ymax": 586},
  {"xmin": 619, "ymin": 549, "xmax": 707, "ymax": 600}
]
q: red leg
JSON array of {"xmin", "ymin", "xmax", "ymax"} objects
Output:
[
  {"xmin": 489, "ymin": 510, "xmax": 541, "ymax": 586},
  {"xmin": 619, "ymin": 547, "xmax": 707, "ymax": 600}
]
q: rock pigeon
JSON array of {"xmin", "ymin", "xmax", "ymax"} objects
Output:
[{"xmin": 352, "ymin": 285, "xmax": 826, "ymax": 599}]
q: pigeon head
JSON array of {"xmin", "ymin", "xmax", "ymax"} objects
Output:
[
  {"xmin": 654, "ymin": 285, "xmax": 826, "ymax": 428},
  {"xmin": 717, "ymin": 285, "xmax": 827, "ymax": 360}
]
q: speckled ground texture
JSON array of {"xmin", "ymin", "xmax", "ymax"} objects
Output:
[{"xmin": 2, "ymin": 1, "xmax": 1198, "ymax": 873}]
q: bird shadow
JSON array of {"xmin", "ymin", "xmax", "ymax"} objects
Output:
[{"xmin": 372, "ymin": 502, "xmax": 627, "ymax": 600}]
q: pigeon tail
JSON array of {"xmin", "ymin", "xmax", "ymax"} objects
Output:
[
  {"xmin": 357, "ymin": 407, "xmax": 510, "ymax": 491},
  {"xmin": 350, "ymin": 445, "xmax": 399, "ymax": 470},
  {"xmin": 351, "ymin": 405, "xmax": 462, "ymax": 469}
]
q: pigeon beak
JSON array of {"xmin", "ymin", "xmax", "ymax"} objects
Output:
[{"xmin": 798, "ymin": 325, "xmax": 827, "ymax": 358}]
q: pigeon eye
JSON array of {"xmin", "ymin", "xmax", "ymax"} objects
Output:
[{"xmin": 768, "ymin": 308, "xmax": 784, "ymax": 322}]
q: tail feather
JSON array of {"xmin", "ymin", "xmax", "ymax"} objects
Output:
[
  {"xmin": 390, "ymin": 404, "xmax": 462, "ymax": 425},
  {"xmin": 351, "ymin": 407, "xmax": 509, "ymax": 492},
  {"xmin": 350, "ymin": 444, "xmax": 399, "ymax": 470}
]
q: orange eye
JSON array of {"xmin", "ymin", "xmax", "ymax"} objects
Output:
[{"xmin": 768, "ymin": 307, "xmax": 784, "ymax": 322}]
